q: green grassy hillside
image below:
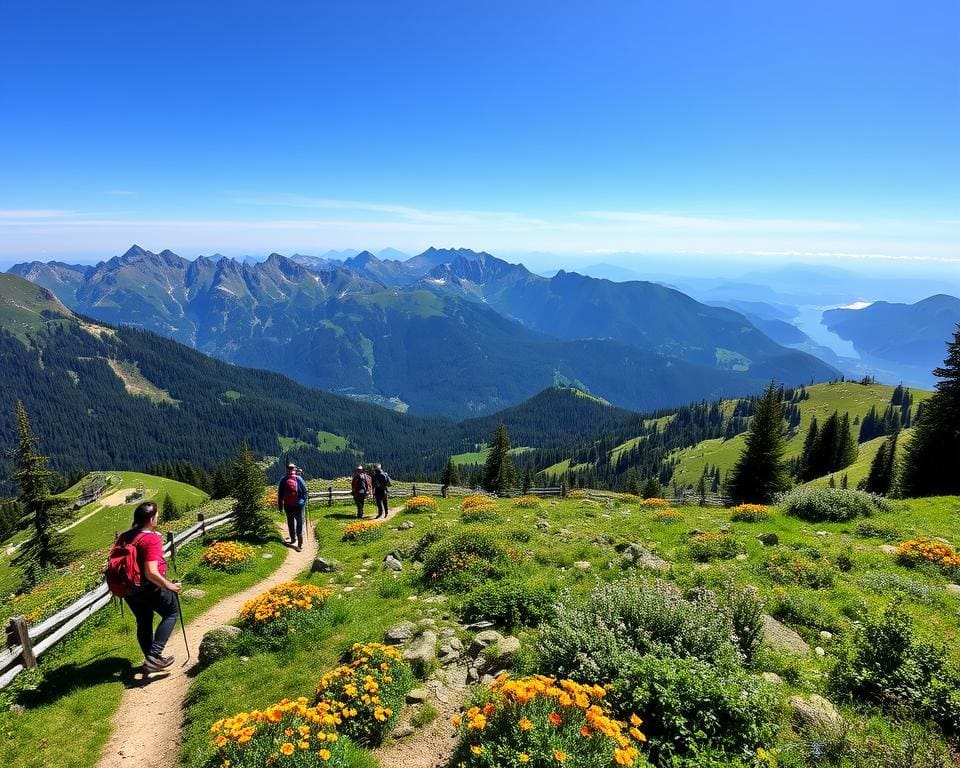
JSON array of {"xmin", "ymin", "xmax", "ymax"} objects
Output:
[{"xmin": 669, "ymin": 381, "xmax": 931, "ymax": 488}]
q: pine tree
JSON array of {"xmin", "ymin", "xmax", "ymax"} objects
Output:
[
  {"xmin": 726, "ymin": 382, "xmax": 792, "ymax": 503},
  {"xmin": 483, "ymin": 423, "xmax": 518, "ymax": 496},
  {"xmin": 641, "ymin": 476, "xmax": 662, "ymax": 499},
  {"xmin": 231, "ymin": 441, "xmax": 272, "ymax": 539},
  {"xmin": 863, "ymin": 430, "xmax": 898, "ymax": 495},
  {"xmin": 799, "ymin": 417, "xmax": 819, "ymax": 480},
  {"xmin": 837, "ymin": 413, "xmax": 858, "ymax": 469},
  {"xmin": 899, "ymin": 325, "xmax": 960, "ymax": 496},
  {"xmin": 10, "ymin": 401, "xmax": 74, "ymax": 586},
  {"xmin": 160, "ymin": 492, "xmax": 182, "ymax": 523},
  {"xmin": 521, "ymin": 465, "xmax": 535, "ymax": 493},
  {"xmin": 441, "ymin": 457, "xmax": 461, "ymax": 488}
]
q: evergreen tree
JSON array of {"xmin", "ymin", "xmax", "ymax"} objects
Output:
[
  {"xmin": 231, "ymin": 441, "xmax": 271, "ymax": 539},
  {"xmin": 0, "ymin": 498, "xmax": 22, "ymax": 543},
  {"xmin": 441, "ymin": 457, "xmax": 461, "ymax": 488},
  {"xmin": 726, "ymin": 382, "xmax": 792, "ymax": 503},
  {"xmin": 828, "ymin": 475, "xmax": 836, "ymax": 488},
  {"xmin": 483, "ymin": 423, "xmax": 518, "ymax": 496},
  {"xmin": 623, "ymin": 467, "xmax": 642, "ymax": 495},
  {"xmin": 521, "ymin": 465, "xmax": 535, "ymax": 493},
  {"xmin": 10, "ymin": 401, "xmax": 74, "ymax": 586},
  {"xmin": 862, "ymin": 430, "xmax": 898, "ymax": 495},
  {"xmin": 799, "ymin": 417, "xmax": 819, "ymax": 480},
  {"xmin": 837, "ymin": 413, "xmax": 858, "ymax": 469},
  {"xmin": 641, "ymin": 476, "xmax": 662, "ymax": 499},
  {"xmin": 211, "ymin": 463, "xmax": 231, "ymax": 499},
  {"xmin": 160, "ymin": 492, "xmax": 181, "ymax": 523},
  {"xmin": 899, "ymin": 325, "xmax": 960, "ymax": 497}
]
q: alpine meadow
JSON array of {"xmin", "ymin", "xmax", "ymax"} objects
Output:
[{"xmin": 2, "ymin": 5, "xmax": 959, "ymax": 768}]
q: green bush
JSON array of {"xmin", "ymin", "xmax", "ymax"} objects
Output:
[
  {"xmin": 763, "ymin": 551, "xmax": 836, "ymax": 589},
  {"xmin": 778, "ymin": 487, "xmax": 889, "ymax": 522},
  {"xmin": 831, "ymin": 606, "xmax": 960, "ymax": 736},
  {"xmin": 854, "ymin": 519, "xmax": 901, "ymax": 541},
  {"xmin": 536, "ymin": 578, "xmax": 739, "ymax": 684},
  {"xmin": 409, "ymin": 524, "xmax": 452, "ymax": 561},
  {"xmin": 506, "ymin": 526, "xmax": 533, "ymax": 543},
  {"xmin": 611, "ymin": 654, "xmax": 778, "ymax": 765},
  {"xmin": 462, "ymin": 578, "xmax": 554, "ymax": 629},
  {"xmin": 769, "ymin": 589, "xmax": 842, "ymax": 634},
  {"xmin": 460, "ymin": 507, "xmax": 504, "ymax": 524},
  {"xmin": 722, "ymin": 585, "xmax": 764, "ymax": 665},
  {"xmin": 688, "ymin": 532, "xmax": 742, "ymax": 562},
  {"xmin": 421, "ymin": 528, "xmax": 507, "ymax": 591}
]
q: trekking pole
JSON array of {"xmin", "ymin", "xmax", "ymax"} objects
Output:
[{"xmin": 174, "ymin": 592, "xmax": 191, "ymax": 666}]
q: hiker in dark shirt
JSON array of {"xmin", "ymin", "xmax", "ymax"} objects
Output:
[
  {"xmin": 351, "ymin": 465, "xmax": 372, "ymax": 519},
  {"xmin": 372, "ymin": 464, "xmax": 391, "ymax": 519},
  {"xmin": 277, "ymin": 463, "xmax": 307, "ymax": 551}
]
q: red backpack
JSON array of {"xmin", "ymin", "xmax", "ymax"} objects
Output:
[
  {"xmin": 104, "ymin": 531, "xmax": 148, "ymax": 597},
  {"xmin": 280, "ymin": 475, "xmax": 300, "ymax": 507}
]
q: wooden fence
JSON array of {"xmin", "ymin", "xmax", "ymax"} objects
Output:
[{"xmin": 0, "ymin": 508, "xmax": 235, "ymax": 690}]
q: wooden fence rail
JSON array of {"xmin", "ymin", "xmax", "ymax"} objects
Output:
[{"xmin": 0, "ymin": 507, "xmax": 235, "ymax": 690}]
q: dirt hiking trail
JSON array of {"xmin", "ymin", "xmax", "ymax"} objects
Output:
[{"xmin": 96, "ymin": 503, "xmax": 403, "ymax": 768}]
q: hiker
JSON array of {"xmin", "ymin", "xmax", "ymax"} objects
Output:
[
  {"xmin": 278, "ymin": 463, "xmax": 307, "ymax": 551},
  {"xmin": 351, "ymin": 465, "xmax": 372, "ymax": 519},
  {"xmin": 372, "ymin": 463, "xmax": 391, "ymax": 519},
  {"xmin": 119, "ymin": 500, "xmax": 181, "ymax": 672}
]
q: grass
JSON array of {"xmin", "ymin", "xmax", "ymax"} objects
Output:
[{"xmin": 0, "ymin": 528, "xmax": 287, "ymax": 768}]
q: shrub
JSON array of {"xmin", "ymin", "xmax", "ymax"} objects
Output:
[
  {"xmin": 422, "ymin": 528, "xmax": 507, "ymax": 591},
  {"xmin": 768, "ymin": 589, "xmax": 841, "ymax": 634},
  {"xmin": 778, "ymin": 487, "xmax": 889, "ymax": 522},
  {"xmin": 238, "ymin": 582, "xmax": 333, "ymax": 642},
  {"xmin": 653, "ymin": 510, "xmax": 684, "ymax": 524},
  {"xmin": 314, "ymin": 642, "xmax": 413, "ymax": 746},
  {"xmin": 506, "ymin": 526, "xmax": 533, "ymax": 543},
  {"xmin": 342, "ymin": 520, "xmax": 384, "ymax": 543},
  {"xmin": 896, "ymin": 537, "xmax": 960, "ymax": 576},
  {"xmin": 449, "ymin": 675, "xmax": 650, "ymax": 768},
  {"xmin": 206, "ymin": 697, "xmax": 357, "ymax": 768},
  {"xmin": 462, "ymin": 579, "xmax": 554, "ymax": 629},
  {"xmin": 763, "ymin": 551, "xmax": 836, "ymax": 589},
  {"xmin": 723, "ymin": 585, "xmax": 764, "ymax": 664},
  {"xmin": 403, "ymin": 495, "xmax": 437, "ymax": 514},
  {"xmin": 831, "ymin": 606, "xmax": 960, "ymax": 736},
  {"xmin": 854, "ymin": 519, "xmax": 901, "ymax": 541},
  {"xmin": 536, "ymin": 578, "xmax": 739, "ymax": 684},
  {"xmin": 200, "ymin": 540, "xmax": 255, "ymax": 572},
  {"xmin": 514, "ymin": 495, "xmax": 541, "ymax": 509},
  {"xmin": 729, "ymin": 504, "xmax": 771, "ymax": 522},
  {"xmin": 688, "ymin": 532, "xmax": 741, "ymax": 561},
  {"xmin": 410, "ymin": 524, "xmax": 452, "ymax": 561},
  {"xmin": 857, "ymin": 571, "xmax": 943, "ymax": 606},
  {"xmin": 461, "ymin": 507, "xmax": 504, "ymax": 524},
  {"xmin": 463, "ymin": 495, "xmax": 498, "ymax": 513},
  {"xmin": 641, "ymin": 498, "xmax": 670, "ymax": 508},
  {"xmin": 611, "ymin": 654, "xmax": 777, "ymax": 765}
]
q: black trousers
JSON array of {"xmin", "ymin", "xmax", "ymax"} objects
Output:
[
  {"xmin": 374, "ymin": 493, "xmax": 388, "ymax": 518},
  {"xmin": 284, "ymin": 505, "xmax": 304, "ymax": 545},
  {"xmin": 125, "ymin": 586, "xmax": 178, "ymax": 659}
]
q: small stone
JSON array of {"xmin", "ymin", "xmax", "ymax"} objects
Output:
[
  {"xmin": 879, "ymin": 544, "xmax": 898, "ymax": 555},
  {"xmin": 536, "ymin": 519, "xmax": 550, "ymax": 530},
  {"xmin": 384, "ymin": 554, "xmax": 403, "ymax": 572},
  {"xmin": 761, "ymin": 614, "xmax": 811, "ymax": 655},
  {"xmin": 399, "ymin": 520, "xmax": 415, "ymax": 530},
  {"xmin": 262, "ymin": 553, "xmax": 274, "ymax": 559},
  {"xmin": 440, "ymin": 628, "xmax": 456, "ymax": 638},
  {"xmin": 406, "ymin": 687, "xmax": 430, "ymax": 703},
  {"xmin": 9, "ymin": 704, "xmax": 25, "ymax": 714},
  {"xmin": 486, "ymin": 636, "xmax": 521, "ymax": 668},
  {"xmin": 198, "ymin": 625, "xmax": 242, "ymax": 667},
  {"xmin": 407, "ymin": 595, "xmax": 419, "ymax": 601},
  {"xmin": 947, "ymin": 584, "xmax": 960, "ymax": 596},
  {"xmin": 403, "ymin": 631, "xmax": 438, "ymax": 677},
  {"xmin": 735, "ymin": 553, "xmax": 748, "ymax": 561},
  {"xmin": 815, "ymin": 646, "xmax": 826, "ymax": 657},
  {"xmin": 470, "ymin": 629, "xmax": 505, "ymax": 657},
  {"xmin": 467, "ymin": 667, "xmax": 479, "ymax": 683},
  {"xmin": 311, "ymin": 557, "xmax": 339, "ymax": 573},
  {"xmin": 240, "ymin": 655, "xmax": 249, "ymax": 663},
  {"xmin": 385, "ymin": 621, "xmax": 418, "ymax": 644},
  {"xmin": 418, "ymin": 618, "xmax": 437, "ymax": 627},
  {"xmin": 423, "ymin": 595, "xmax": 447, "ymax": 604},
  {"xmin": 601, "ymin": 514, "xmax": 611, "ymax": 520},
  {"xmin": 757, "ymin": 533, "xmax": 779, "ymax": 546},
  {"xmin": 819, "ymin": 631, "xmax": 833, "ymax": 641},
  {"xmin": 343, "ymin": 586, "xmax": 355, "ymax": 592},
  {"xmin": 392, "ymin": 724, "xmax": 415, "ymax": 739},
  {"xmin": 573, "ymin": 561, "xmax": 591, "ymax": 570},
  {"xmin": 787, "ymin": 694, "xmax": 843, "ymax": 731},
  {"xmin": 181, "ymin": 588, "xmax": 206, "ymax": 600},
  {"xmin": 760, "ymin": 672, "xmax": 783, "ymax": 685},
  {"xmin": 353, "ymin": 575, "xmax": 363, "ymax": 580},
  {"xmin": 447, "ymin": 637, "xmax": 463, "ymax": 651}
]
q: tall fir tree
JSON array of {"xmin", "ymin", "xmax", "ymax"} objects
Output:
[
  {"xmin": 799, "ymin": 416, "xmax": 819, "ymax": 480},
  {"xmin": 862, "ymin": 430, "xmax": 898, "ymax": 495},
  {"xmin": 727, "ymin": 382, "xmax": 792, "ymax": 503},
  {"xmin": 11, "ymin": 401, "xmax": 74, "ymax": 586},
  {"xmin": 521, "ymin": 465, "xmax": 535, "ymax": 493},
  {"xmin": 441, "ymin": 457, "xmax": 461, "ymax": 488},
  {"xmin": 483, "ymin": 423, "xmax": 518, "ymax": 495},
  {"xmin": 231, "ymin": 441, "xmax": 272, "ymax": 539},
  {"xmin": 641, "ymin": 476, "xmax": 663, "ymax": 499},
  {"xmin": 899, "ymin": 325, "xmax": 960, "ymax": 497}
]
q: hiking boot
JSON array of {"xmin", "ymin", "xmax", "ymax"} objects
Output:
[
  {"xmin": 294, "ymin": 544, "xmax": 302, "ymax": 552},
  {"xmin": 143, "ymin": 654, "xmax": 175, "ymax": 672}
]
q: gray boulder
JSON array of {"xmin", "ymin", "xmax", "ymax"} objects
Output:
[
  {"xmin": 403, "ymin": 630, "xmax": 438, "ymax": 677},
  {"xmin": 385, "ymin": 621, "xmax": 417, "ymax": 644},
  {"xmin": 384, "ymin": 554, "xmax": 403, "ymax": 572},
  {"xmin": 757, "ymin": 533, "xmax": 779, "ymax": 546},
  {"xmin": 469, "ymin": 629, "xmax": 505, "ymax": 657},
  {"xmin": 620, "ymin": 543, "xmax": 670, "ymax": 572},
  {"xmin": 311, "ymin": 557, "xmax": 340, "ymax": 573},
  {"xmin": 761, "ymin": 614, "xmax": 810, "ymax": 655},
  {"xmin": 485, "ymin": 635, "xmax": 521, "ymax": 669},
  {"xmin": 198, "ymin": 625, "xmax": 242, "ymax": 667},
  {"xmin": 787, "ymin": 694, "xmax": 843, "ymax": 731}
]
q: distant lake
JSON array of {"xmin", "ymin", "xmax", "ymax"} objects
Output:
[{"xmin": 793, "ymin": 304, "xmax": 861, "ymax": 358}]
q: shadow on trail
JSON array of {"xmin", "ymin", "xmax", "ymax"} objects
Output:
[
  {"xmin": 322, "ymin": 511, "xmax": 358, "ymax": 520},
  {"xmin": 15, "ymin": 652, "xmax": 159, "ymax": 708}
]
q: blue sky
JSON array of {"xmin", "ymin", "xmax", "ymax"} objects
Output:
[{"xmin": 0, "ymin": 0, "xmax": 957, "ymax": 269}]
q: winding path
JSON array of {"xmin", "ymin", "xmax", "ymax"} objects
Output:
[{"xmin": 95, "ymin": 528, "xmax": 319, "ymax": 768}]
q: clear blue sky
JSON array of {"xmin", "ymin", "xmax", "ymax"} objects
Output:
[{"xmin": 0, "ymin": 0, "xmax": 957, "ymax": 268}]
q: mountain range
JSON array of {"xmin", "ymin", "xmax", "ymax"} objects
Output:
[{"xmin": 8, "ymin": 245, "xmax": 837, "ymax": 417}]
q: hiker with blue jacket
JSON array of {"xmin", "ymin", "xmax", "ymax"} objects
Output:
[
  {"xmin": 278, "ymin": 463, "xmax": 307, "ymax": 551},
  {"xmin": 372, "ymin": 463, "xmax": 391, "ymax": 519}
]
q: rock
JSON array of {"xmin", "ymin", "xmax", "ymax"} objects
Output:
[
  {"xmin": 815, "ymin": 646, "xmax": 826, "ymax": 657},
  {"xmin": 262, "ymin": 553, "xmax": 274, "ymax": 559},
  {"xmin": 760, "ymin": 672, "xmax": 783, "ymax": 685},
  {"xmin": 418, "ymin": 618, "xmax": 437, "ymax": 627},
  {"xmin": 311, "ymin": 557, "xmax": 339, "ymax": 573},
  {"xmin": 9, "ymin": 704, "xmax": 25, "ymax": 714},
  {"xmin": 399, "ymin": 520, "xmax": 414, "ymax": 530},
  {"xmin": 879, "ymin": 544, "xmax": 898, "ymax": 555},
  {"xmin": 447, "ymin": 637, "xmax": 463, "ymax": 651},
  {"xmin": 406, "ymin": 687, "xmax": 430, "ymax": 703},
  {"xmin": 470, "ymin": 629, "xmax": 505, "ymax": 657},
  {"xmin": 342, "ymin": 586, "xmax": 355, "ymax": 593},
  {"xmin": 558, "ymin": 528, "xmax": 575, "ymax": 538},
  {"xmin": 485, "ymin": 636, "xmax": 521, "ymax": 668},
  {"xmin": 621, "ymin": 543, "xmax": 670, "ymax": 572},
  {"xmin": 467, "ymin": 666, "xmax": 480, "ymax": 683},
  {"xmin": 181, "ymin": 588, "xmax": 206, "ymax": 600},
  {"xmin": 735, "ymin": 553, "xmax": 748, "ymax": 561},
  {"xmin": 947, "ymin": 584, "xmax": 960, "ymax": 596},
  {"xmin": 384, "ymin": 554, "xmax": 403, "ymax": 572},
  {"xmin": 481, "ymin": 673, "xmax": 496, "ymax": 685},
  {"xmin": 438, "ymin": 646, "xmax": 460, "ymax": 665},
  {"xmin": 392, "ymin": 724, "xmax": 415, "ymax": 739},
  {"xmin": 757, "ymin": 533, "xmax": 779, "ymax": 546},
  {"xmin": 816, "ymin": 531, "xmax": 829, "ymax": 538},
  {"xmin": 819, "ymin": 631, "xmax": 833, "ymax": 641},
  {"xmin": 573, "ymin": 561, "xmax": 591, "ymax": 570},
  {"xmin": 385, "ymin": 621, "xmax": 417, "ymax": 644},
  {"xmin": 403, "ymin": 630, "xmax": 438, "ymax": 677},
  {"xmin": 787, "ymin": 694, "xmax": 843, "ymax": 731},
  {"xmin": 535, "ymin": 519, "xmax": 550, "ymax": 530},
  {"xmin": 423, "ymin": 595, "xmax": 447, "ymax": 604},
  {"xmin": 761, "ymin": 614, "xmax": 811, "ymax": 655},
  {"xmin": 198, "ymin": 625, "xmax": 242, "ymax": 667},
  {"xmin": 440, "ymin": 628, "xmax": 456, "ymax": 638}
]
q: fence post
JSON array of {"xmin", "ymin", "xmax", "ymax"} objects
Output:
[
  {"xmin": 560, "ymin": 481, "xmax": 566, "ymax": 498},
  {"xmin": 412, "ymin": 483, "xmax": 417, "ymax": 497},
  {"xmin": 6, "ymin": 616, "xmax": 36, "ymax": 670},
  {"xmin": 166, "ymin": 530, "xmax": 177, "ymax": 573},
  {"xmin": 198, "ymin": 512, "xmax": 206, "ymax": 540},
  {"xmin": 328, "ymin": 485, "xmax": 333, "ymax": 507}
]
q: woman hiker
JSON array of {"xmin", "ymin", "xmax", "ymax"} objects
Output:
[{"xmin": 122, "ymin": 500, "xmax": 182, "ymax": 672}]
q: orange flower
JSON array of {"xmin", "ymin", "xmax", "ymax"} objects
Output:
[
  {"xmin": 549, "ymin": 711, "xmax": 562, "ymax": 726},
  {"xmin": 519, "ymin": 718, "xmax": 533, "ymax": 731},
  {"xmin": 554, "ymin": 750, "xmax": 567, "ymax": 762},
  {"xmin": 280, "ymin": 742, "xmax": 294, "ymax": 756}
]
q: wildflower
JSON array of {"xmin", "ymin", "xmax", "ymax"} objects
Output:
[
  {"xmin": 554, "ymin": 750, "xmax": 567, "ymax": 761},
  {"xmin": 280, "ymin": 743, "xmax": 294, "ymax": 756}
]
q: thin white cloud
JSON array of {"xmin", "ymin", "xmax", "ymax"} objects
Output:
[
  {"xmin": 583, "ymin": 210, "xmax": 861, "ymax": 233},
  {"xmin": 0, "ymin": 209, "xmax": 77, "ymax": 219}
]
